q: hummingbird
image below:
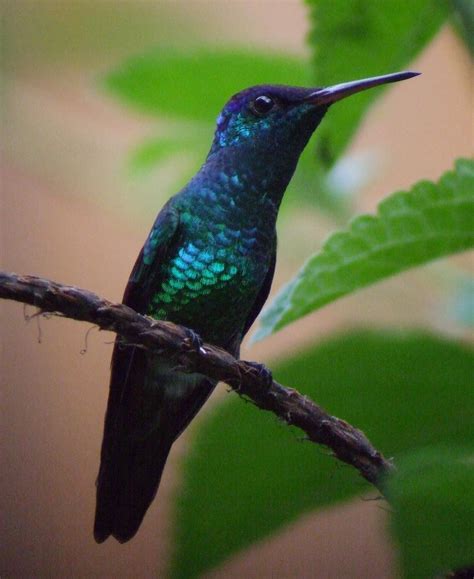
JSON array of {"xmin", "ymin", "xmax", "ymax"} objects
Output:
[{"xmin": 94, "ymin": 71, "xmax": 419, "ymax": 543}]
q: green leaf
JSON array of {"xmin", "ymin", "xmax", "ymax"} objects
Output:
[
  {"xmin": 170, "ymin": 330, "xmax": 474, "ymax": 579},
  {"xmin": 128, "ymin": 136, "xmax": 186, "ymax": 174},
  {"xmin": 386, "ymin": 445, "xmax": 474, "ymax": 578},
  {"xmin": 451, "ymin": 0, "xmax": 474, "ymax": 56},
  {"xmin": 306, "ymin": 0, "xmax": 450, "ymax": 166},
  {"xmin": 256, "ymin": 158, "xmax": 474, "ymax": 340},
  {"xmin": 127, "ymin": 130, "xmax": 209, "ymax": 175},
  {"xmin": 103, "ymin": 47, "xmax": 310, "ymax": 121}
]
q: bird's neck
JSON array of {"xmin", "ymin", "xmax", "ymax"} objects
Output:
[
  {"xmin": 201, "ymin": 107, "xmax": 327, "ymax": 213},
  {"xmin": 199, "ymin": 143, "xmax": 303, "ymax": 214}
]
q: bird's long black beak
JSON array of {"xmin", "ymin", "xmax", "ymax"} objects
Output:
[{"xmin": 307, "ymin": 71, "xmax": 420, "ymax": 106}]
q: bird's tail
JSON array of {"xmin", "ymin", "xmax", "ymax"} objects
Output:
[
  {"xmin": 94, "ymin": 427, "xmax": 172, "ymax": 543},
  {"xmin": 94, "ymin": 343, "xmax": 215, "ymax": 543}
]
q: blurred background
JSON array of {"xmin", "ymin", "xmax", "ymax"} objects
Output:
[{"xmin": 1, "ymin": 1, "xmax": 472, "ymax": 577}]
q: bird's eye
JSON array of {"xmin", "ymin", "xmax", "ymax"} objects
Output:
[{"xmin": 249, "ymin": 95, "xmax": 276, "ymax": 116}]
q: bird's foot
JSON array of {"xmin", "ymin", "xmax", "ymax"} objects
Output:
[
  {"xmin": 173, "ymin": 328, "xmax": 205, "ymax": 372},
  {"xmin": 246, "ymin": 361, "xmax": 273, "ymax": 389},
  {"xmin": 183, "ymin": 327, "xmax": 204, "ymax": 354}
]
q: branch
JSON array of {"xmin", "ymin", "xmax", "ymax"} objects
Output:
[{"xmin": 0, "ymin": 271, "xmax": 394, "ymax": 492}]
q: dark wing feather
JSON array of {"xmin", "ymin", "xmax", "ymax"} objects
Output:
[
  {"xmin": 94, "ymin": 201, "xmax": 181, "ymax": 543},
  {"xmin": 122, "ymin": 199, "xmax": 181, "ymax": 313},
  {"xmin": 224, "ymin": 242, "xmax": 276, "ymax": 362},
  {"xmin": 241, "ymin": 242, "xmax": 276, "ymax": 338}
]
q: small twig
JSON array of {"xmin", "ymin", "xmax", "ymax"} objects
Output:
[
  {"xmin": 0, "ymin": 270, "xmax": 394, "ymax": 492},
  {"xmin": 80, "ymin": 325, "xmax": 97, "ymax": 355}
]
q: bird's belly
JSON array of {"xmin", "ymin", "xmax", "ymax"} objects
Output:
[{"xmin": 147, "ymin": 239, "xmax": 269, "ymax": 346}]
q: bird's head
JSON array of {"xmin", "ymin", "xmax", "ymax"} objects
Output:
[{"xmin": 209, "ymin": 71, "xmax": 419, "ymax": 160}]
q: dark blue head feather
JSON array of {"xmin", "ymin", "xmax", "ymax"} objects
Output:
[{"xmin": 210, "ymin": 84, "xmax": 327, "ymax": 155}]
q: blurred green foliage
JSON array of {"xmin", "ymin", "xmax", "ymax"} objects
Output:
[
  {"xmin": 128, "ymin": 133, "xmax": 206, "ymax": 176},
  {"xmin": 451, "ymin": 0, "xmax": 474, "ymax": 55},
  {"xmin": 387, "ymin": 445, "xmax": 474, "ymax": 577},
  {"xmin": 257, "ymin": 159, "xmax": 474, "ymax": 339},
  {"xmin": 170, "ymin": 331, "xmax": 474, "ymax": 578}
]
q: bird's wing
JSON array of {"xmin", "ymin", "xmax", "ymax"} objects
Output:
[
  {"xmin": 94, "ymin": 200, "xmax": 182, "ymax": 543},
  {"xmin": 122, "ymin": 199, "xmax": 181, "ymax": 313},
  {"xmin": 241, "ymin": 240, "xmax": 277, "ymax": 338}
]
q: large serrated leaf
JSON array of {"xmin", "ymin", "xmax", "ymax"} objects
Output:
[
  {"xmin": 255, "ymin": 158, "xmax": 474, "ymax": 340},
  {"xmin": 306, "ymin": 0, "xmax": 449, "ymax": 166},
  {"xmin": 170, "ymin": 331, "xmax": 474, "ymax": 579},
  {"xmin": 386, "ymin": 445, "xmax": 474, "ymax": 578}
]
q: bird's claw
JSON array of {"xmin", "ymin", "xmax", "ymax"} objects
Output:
[{"xmin": 183, "ymin": 327, "xmax": 204, "ymax": 354}]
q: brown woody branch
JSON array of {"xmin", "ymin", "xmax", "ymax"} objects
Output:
[{"xmin": 0, "ymin": 270, "xmax": 394, "ymax": 492}]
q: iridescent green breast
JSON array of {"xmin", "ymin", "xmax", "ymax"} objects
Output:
[
  {"xmin": 147, "ymin": 203, "xmax": 273, "ymax": 346},
  {"xmin": 150, "ymin": 242, "xmax": 240, "ymax": 311}
]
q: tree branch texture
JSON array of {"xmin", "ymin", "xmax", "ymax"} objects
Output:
[{"xmin": 0, "ymin": 270, "xmax": 394, "ymax": 492}]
